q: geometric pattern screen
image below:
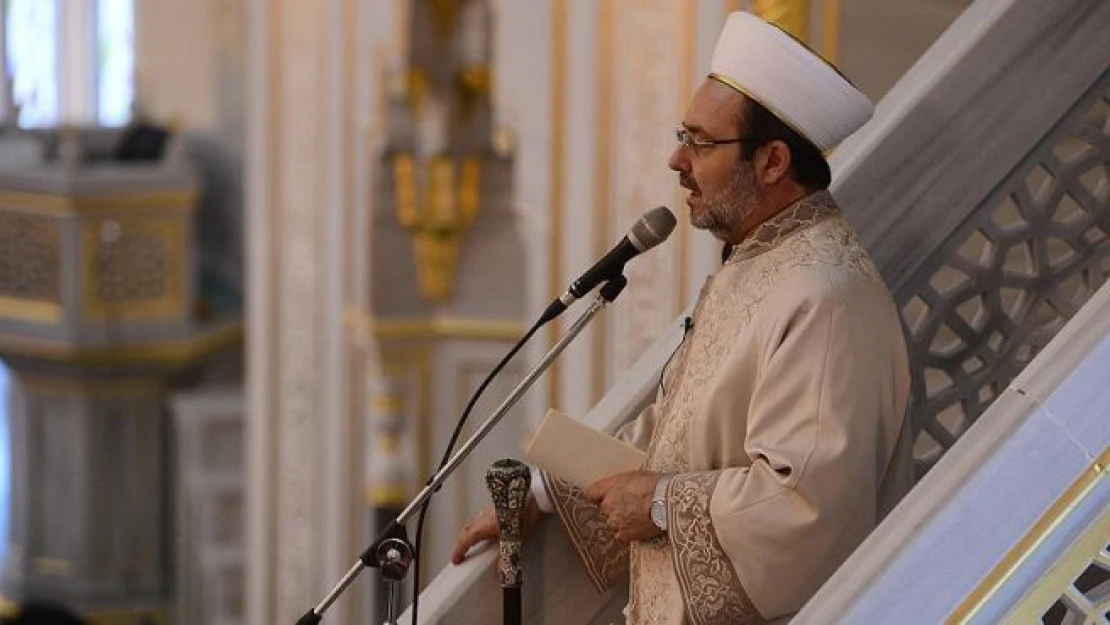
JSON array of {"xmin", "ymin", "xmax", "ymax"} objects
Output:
[
  {"xmin": 1041, "ymin": 542, "xmax": 1110, "ymax": 624},
  {"xmin": 896, "ymin": 70, "xmax": 1110, "ymax": 475},
  {"xmin": 0, "ymin": 212, "xmax": 60, "ymax": 303}
]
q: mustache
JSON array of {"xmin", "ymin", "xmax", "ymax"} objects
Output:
[{"xmin": 679, "ymin": 174, "xmax": 699, "ymax": 192}]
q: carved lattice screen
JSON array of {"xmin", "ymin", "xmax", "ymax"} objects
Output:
[
  {"xmin": 897, "ymin": 70, "xmax": 1110, "ymax": 475},
  {"xmin": 1042, "ymin": 541, "xmax": 1110, "ymax": 624}
]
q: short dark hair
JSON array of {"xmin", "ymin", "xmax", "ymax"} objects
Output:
[{"xmin": 738, "ymin": 97, "xmax": 831, "ymax": 191}]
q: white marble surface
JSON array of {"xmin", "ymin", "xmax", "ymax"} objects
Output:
[
  {"xmin": 798, "ymin": 401, "xmax": 1092, "ymax": 623},
  {"xmin": 831, "ymin": 0, "xmax": 1110, "ymax": 290},
  {"xmin": 407, "ymin": 516, "xmax": 626, "ymax": 625},
  {"xmin": 243, "ymin": 1, "xmax": 369, "ymax": 623},
  {"xmin": 1041, "ymin": 338, "xmax": 1110, "ymax": 459}
]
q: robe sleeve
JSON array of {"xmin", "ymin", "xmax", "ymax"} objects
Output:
[
  {"xmin": 666, "ymin": 270, "xmax": 909, "ymax": 623},
  {"xmin": 540, "ymin": 401, "xmax": 659, "ymax": 591}
]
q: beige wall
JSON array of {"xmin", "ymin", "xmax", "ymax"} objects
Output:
[
  {"xmin": 135, "ymin": 0, "xmax": 245, "ymax": 133},
  {"xmin": 840, "ymin": 0, "xmax": 974, "ymax": 100}
]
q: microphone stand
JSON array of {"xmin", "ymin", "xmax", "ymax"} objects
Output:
[{"xmin": 297, "ymin": 276, "xmax": 629, "ymax": 625}]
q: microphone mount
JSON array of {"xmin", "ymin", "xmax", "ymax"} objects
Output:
[{"xmin": 296, "ymin": 275, "xmax": 630, "ymax": 625}]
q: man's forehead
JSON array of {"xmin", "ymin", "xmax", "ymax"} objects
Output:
[{"xmin": 682, "ymin": 79, "xmax": 745, "ymax": 134}]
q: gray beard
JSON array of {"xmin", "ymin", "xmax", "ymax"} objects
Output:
[{"xmin": 690, "ymin": 164, "xmax": 758, "ymax": 241}]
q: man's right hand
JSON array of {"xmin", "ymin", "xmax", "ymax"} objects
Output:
[{"xmin": 450, "ymin": 496, "xmax": 542, "ymax": 565}]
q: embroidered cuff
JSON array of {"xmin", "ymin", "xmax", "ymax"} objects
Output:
[
  {"xmin": 668, "ymin": 472, "xmax": 765, "ymax": 625},
  {"xmin": 541, "ymin": 472, "xmax": 629, "ymax": 591}
]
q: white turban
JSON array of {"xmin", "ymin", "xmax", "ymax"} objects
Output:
[{"xmin": 709, "ymin": 12, "xmax": 873, "ymax": 153}]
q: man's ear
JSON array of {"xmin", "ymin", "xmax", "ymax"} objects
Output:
[{"xmin": 755, "ymin": 140, "xmax": 792, "ymax": 186}]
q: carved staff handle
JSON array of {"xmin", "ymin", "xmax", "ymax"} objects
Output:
[{"xmin": 486, "ymin": 458, "xmax": 531, "ymax": 625}]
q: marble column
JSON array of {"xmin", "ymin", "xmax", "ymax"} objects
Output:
[
  {"xmin": 501, "ymin": 0, "xmax": 724, "ymax": 419},
  {"xmin": 243, "ymin": 1, "xmax": 375, "ymax": 624}
]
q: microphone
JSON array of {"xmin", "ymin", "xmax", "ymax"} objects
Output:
[{"xmin": 541, "ymin": 206, "xmax": 676, "ymax": 323}]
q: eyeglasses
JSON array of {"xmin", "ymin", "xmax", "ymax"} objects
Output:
[{"xmin": 675, "ymin": 125, "xmax": 750, "ymax": 153}]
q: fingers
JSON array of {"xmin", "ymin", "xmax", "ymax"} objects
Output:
[
  {"xmin": 599, "ymin": 502, "xmax": 618, "ymax": 535},
  {"xmin": 451, "ymin": 523, "xmax": 488, "ymax": 564},
  {"xmin": 451, "ymin": 511, "xmax": 498, "ymax": 565},
  {"xmin": 586, "ymin": 470, "xmax": 644, "ymax": 502},
  {"xmin": 601, "ymin": 511, "xmax": 629, "ymax": 543},
  {"xmin": 585, "ymin": 476, "xmax": 611, "ymax": 503}
]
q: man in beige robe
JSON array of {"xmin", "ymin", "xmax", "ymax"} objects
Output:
[{"xmin": 454, "ymin": 12, "xmax": 915, "ymax": 624}]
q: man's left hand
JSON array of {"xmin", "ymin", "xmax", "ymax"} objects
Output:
[{"xmin": 585, "ymin": 470, "xmax": 661, "ymax": 542}]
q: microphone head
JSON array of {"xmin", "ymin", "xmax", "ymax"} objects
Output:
[{"xmin": 628, "ymin": 206, "xmax": 677, "ymax": 252}]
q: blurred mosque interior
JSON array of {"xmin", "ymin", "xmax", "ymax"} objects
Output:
[{"xmin": 0, "ymin": 1, "xmax": 1107, "ymax": 624}]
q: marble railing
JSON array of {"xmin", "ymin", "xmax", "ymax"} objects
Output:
[
  {"xmin": 408, "ymin": 0, "xmax": 1110, "ymax": 621},
  {"xmin": 794, "ymin": 281, "xmax": 1110, "ymax": 624}
]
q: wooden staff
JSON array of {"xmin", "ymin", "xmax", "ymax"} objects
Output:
[{"xmin": 486, "ymin": 459, "xmax": 531, "ymax": 625}]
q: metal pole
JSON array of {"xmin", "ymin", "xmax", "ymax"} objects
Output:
[{"xmin": 297, "ymin": 279, "xmax": 627, "ymax": 624}]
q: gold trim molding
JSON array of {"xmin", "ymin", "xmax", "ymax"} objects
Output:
[
  {"xmin": 376, "ymin": 346, "xmax": 432, "ymax": 507},
  {"xmin": 0, "ymin": 322, "xmax": 242, "ymax": 365},
  {"xmin": 17, "ymin": 374, "xmax": 166, "ymax": 398},
  {"xmin": 0, "ymin": 594, "xmax": 164, "ymax": 625},
  {"xmin": 368, "ymin": 484, "xmax": 408, "ymax": 507},
  {"xmin": 947, "ymin": 446, "xmax": 1110, "ymax": 624},
  {"xmin": 374, "ymin": 320, "xmax": 522, "ymax": 341},
  {"xmin": 547, "ymin": 0, "xmax": 569, "ymax": 409},
  {"xmin": 0, "ymin": 191, "xmax": 196, "ymax": 217},
  {"xmin": 86, "ymin": 608, "xmax": 167, "ymax": 625},
  {"xmin": 392, "ymin": 154, "xmax": 483, "ymax": 302},
  {"xmin": 722, "ymin": 1, "xmax": 840, "ymax": 66},
  {"xmin": 0, "ymin": 594, "xmax": 16, "ymax": 618},
  {"xmin": 822, "ymin": 0, "xmax": 841, "ymax": 64},
  {"xmin": 32, "ymin": 556, "xmax": 74, "ymax": 578},
  {"xmin": 0, "ymin": 297, "xmax": 63, "ymax": 324},
  {"xmin": 676, "ymin": 0, "xmax": 696, "ymax": 317},
  {"xmin": 592, "ymin": 0, "xmax": 614, "ymax": 406},
  {"xmin": 347, "ymin": 309, "xmax": 523, "ymax": 342},
  {"xmin": 754, "ymin": 0, "xmax": 810, "ymax": 42},
  {"xmin": 1002, "ymin": 505, "xmax": 1110, "ymax": 622}
]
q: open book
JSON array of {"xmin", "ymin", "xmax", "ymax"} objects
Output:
[{"xmin": 522, "ymin": 408, "xmax": 647, "ymax": 490}]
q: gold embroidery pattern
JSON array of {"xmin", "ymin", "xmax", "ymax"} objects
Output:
[
  {"xmin": 628, "ymin": 285, "xmax": 713, "ymax": 623},
  {"xmin": 627, "ymin": 541, "xmax": 685, "ymax": 625},
  {"xmin": 542, "ymin": 472, "xmax": 628, "ymax": 591},
  {"xmin": 553, "ymin": 191, "xmax": 886, "ymax": 621},
  {"xmin": 631, "ymin": 329, "xmax": 701, "ymax": 624},
  {"xmin": 626, "ymin": 194, "xmax": 881, "ymax": 623},
  {"xmin": 728, "ymin": 190, "xmax": 841, "ymax": 263},
  {"xmin": 669, "ymin": 472, "xmax": 767, "ymax": 625}
]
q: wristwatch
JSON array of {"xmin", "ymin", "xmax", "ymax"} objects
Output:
[{"xmin": 650, "ymin": 473, "xmax": 676, "ymax": 532}]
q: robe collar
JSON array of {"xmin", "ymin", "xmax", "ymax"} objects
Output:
[{"xmin": 725, "ymin": 189, "xmax": 840, "ymax": 264}]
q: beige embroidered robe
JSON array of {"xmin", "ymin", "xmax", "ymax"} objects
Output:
[{"xmin": 541, "ymin": 191, "xmax": 915, "ymax": 624}]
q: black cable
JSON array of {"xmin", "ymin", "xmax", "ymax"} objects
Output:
[
  {"xmin": 407, "ymin": 277, "xmax": 631, "ymax": 623},
  {"xmin": 658, "ymin": 316, "xmax": 693, "ymax": 397},
  {"xmin": 408, "ymin": 316, "xmax": 545, "ymax": 624}
]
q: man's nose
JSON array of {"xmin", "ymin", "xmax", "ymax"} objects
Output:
[{"xmin": 668, "ymin": 146, "xmax": 689, "ymax": 173}]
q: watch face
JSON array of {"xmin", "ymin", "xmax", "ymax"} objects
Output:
[{"xmin": 651, "ymin": 501, "xmax": 666, "ymax": 530}]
